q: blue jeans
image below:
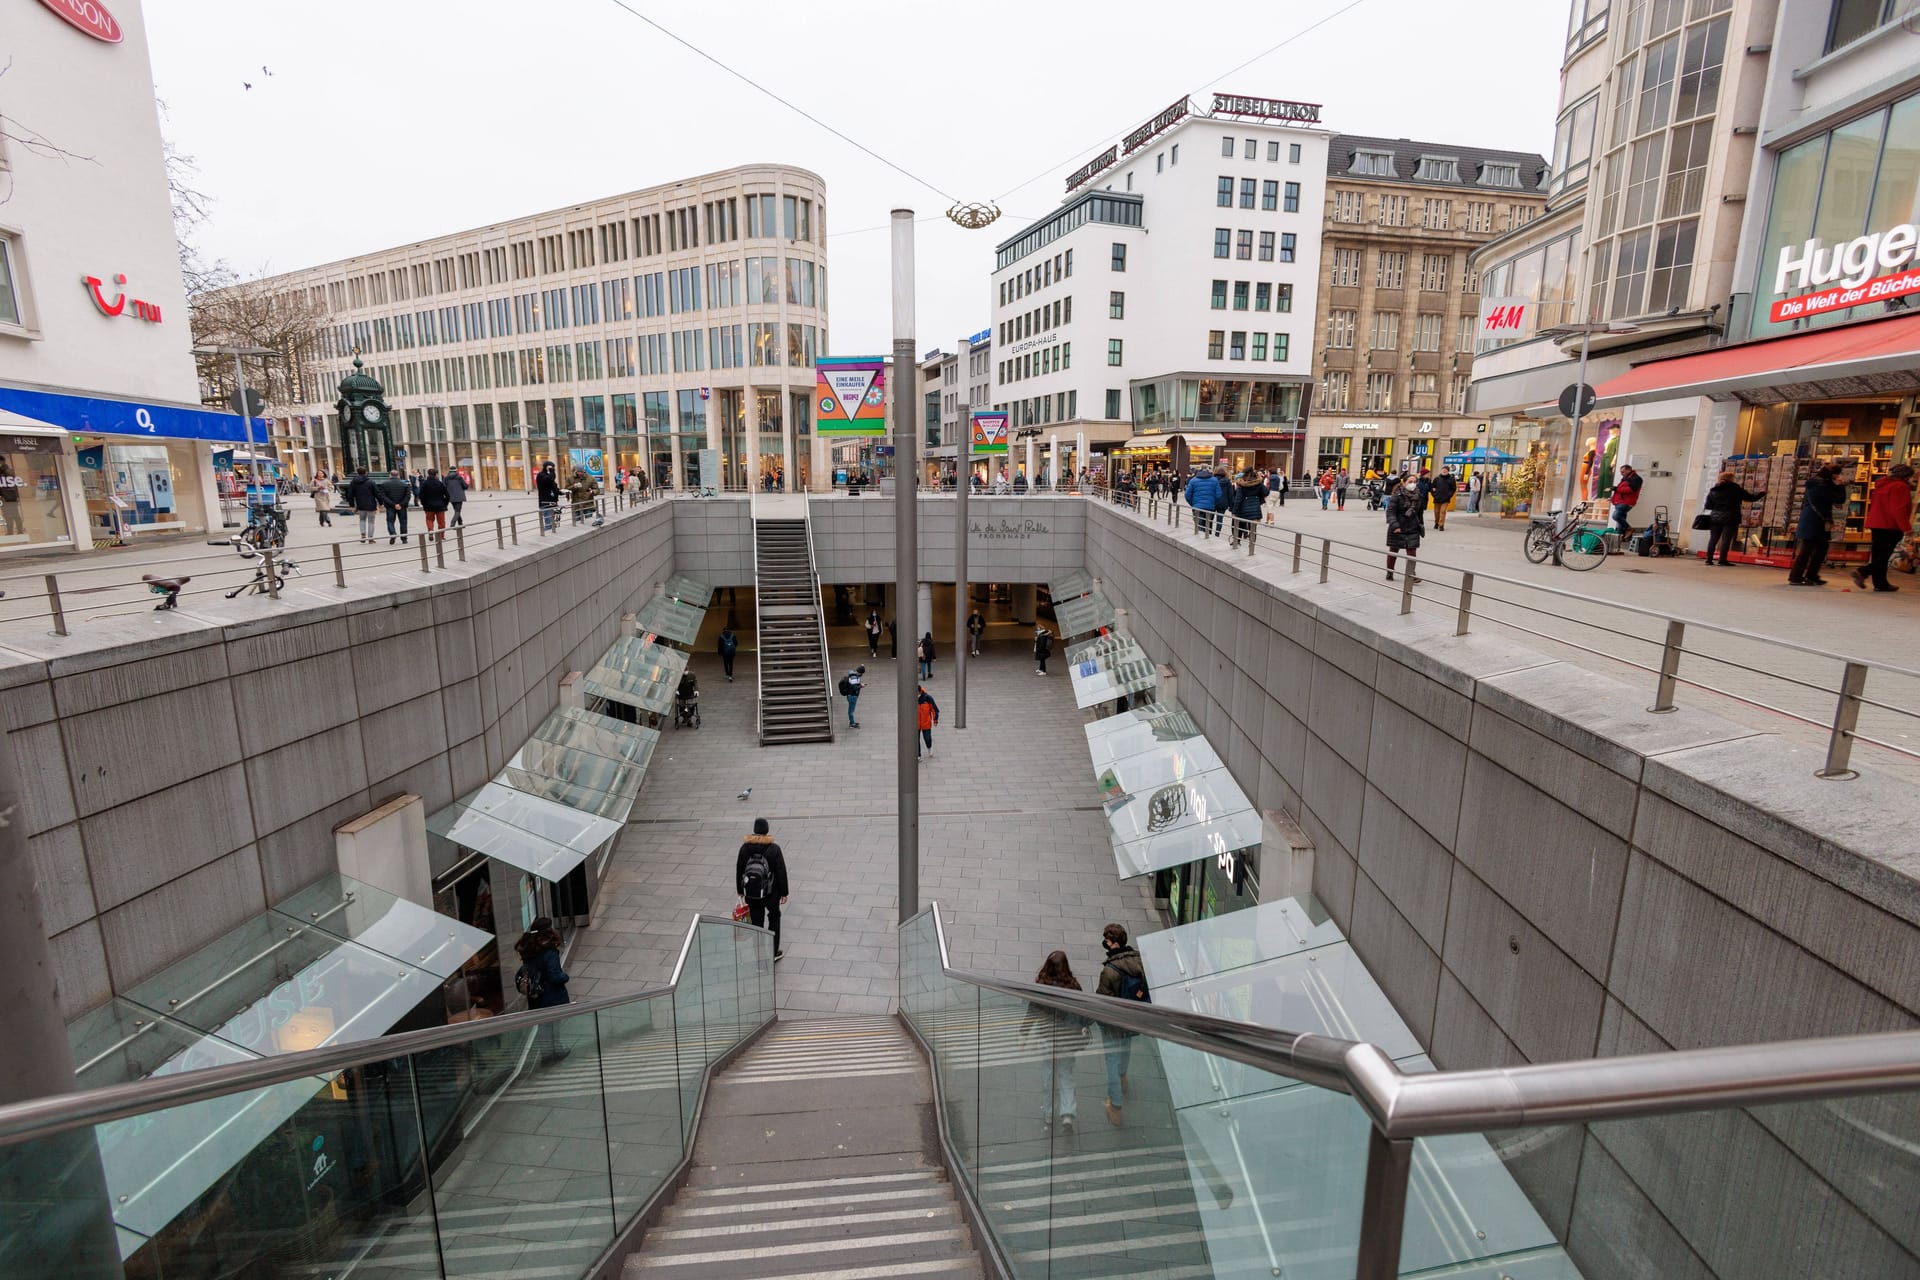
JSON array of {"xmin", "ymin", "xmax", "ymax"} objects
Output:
[
  {"xmin": 1610, "ymin": 503, "xmax": 1633, "ymax": 536},
  {"xmin": 1320, "ymin": 490, "xmax": 1331, "ymax": 508},
  {"xmin": 1044, "ymin": 1054, "xmax": 1077, "ymax": 1122},
  {"xmin": 918, "ymin": 659, "xmax": 931, "ymax": 678},
  {"xmin": 1103, "ymin": 1030, "xmax": 1132, "ymax": 1107},
  {"xmin": 846, "ymin": 693, "xmax": 860, "ymax": 725},
  {"xmin": 539, "ymin": 501, "xmax": 559, "ymax": 531},
  {"xmin": 385, "ymin": 506, "xmax": 408, "ymax": 538}
]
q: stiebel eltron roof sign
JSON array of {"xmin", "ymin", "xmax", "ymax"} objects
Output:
[{"xmin": 1211, "ymin": 93, "xmax": 1322, "ymax": 125}]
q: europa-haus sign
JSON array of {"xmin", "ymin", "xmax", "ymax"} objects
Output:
[{"xmin": 1770, "ymin": 221, "xmax": 1920, "ymax": 322}]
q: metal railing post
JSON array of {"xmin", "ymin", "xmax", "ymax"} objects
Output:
[
  {"xmin": 1455, "ymin": 571, "xmax": 1474, "ymax": 636},
  {"xmin": 45, "ymin": 574, "xmax": 66, "ymax": 637},
  {"xmin": 509, "ymin": 515, "xmax": 518, "ymax": 545},
  {"xmin": 496, "ymin": 518, "xmax": 505, "ymax": 549},
  {"xmin": 1818, "ymin": 661, "xmax": 1868, "ymax": 780},
  {"xmin": 434, "ymin": 531, "xmax": 446, "ymax": 569},
  {"xmin": 455, "ymin": 525, "xmax": 466, "ymax": 562},
  {"xmin": 1649, "ymin": 620, "xmax": 1684, "ymax": 713},
  {"xmin": 1292, "ymin": 530, "xmax": 1303, "ymax": 574},
  {"xmin": 418, "ymin": 536, "xmax": 430, "ymax": 572},
  {"xmin": 1399, "ymin": 564, "xmax": 1415, "ymax": 614},
  {"xmin": 1319, "ymin": 538, "xmax": 1331, "ymax": 584},
  {"xmin": 1354, "ymin": 1130, "xmax": 1415, "ymax": 1280},
  {"xmin": 261, "ymin": 548, "xmax": 280, "ymax": 600},
  {"xmin": 331, "ymin": 543, "xmax": 346, "ymax": 588}
]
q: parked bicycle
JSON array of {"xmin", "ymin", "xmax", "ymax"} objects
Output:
[
  {"xmin": 1522, "ymin": 510, "xmax": 1609, "ymax": 571},
  {"xmin": 230, "ymin": 504, "xmax": 288, "ymax": 559},
  {"xmin": 225, "ymin": 554, "xmax": 301, "ymax": 599}
]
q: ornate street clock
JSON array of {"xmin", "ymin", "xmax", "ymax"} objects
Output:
[{"xmin": 334, "ymin": 354, "xmax": 396, "ymax": 475}]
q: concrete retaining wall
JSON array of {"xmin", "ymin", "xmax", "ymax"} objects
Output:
[
  {"xmin": 1082, "ymin": 501, "xmax": 1920, "ymax": 1280},
  {"xmin": 1, "ymin": 503, "xmax": 675, "ymax": 1018}
]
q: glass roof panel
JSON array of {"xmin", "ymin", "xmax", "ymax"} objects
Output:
[
  {"xmin": 663, "ymin": 574, "xmax": 715, "ymax": 607},
  {"xmin": 633, "ymin": 594, "xmax": 706, "ymax": 645},
  {"xmin": 495, "ymin": 763, "xmax": 634, "ymax": 822},
  {"xmin": 1053, "ymin": 591, "xmax": 1117, "ymax": 638},
  {"xmin": 509, "ymin": 738, "xmax": 646, "ymax": 799},
  {"xmin": 1086, "ymin": 701, "xmax": 1209, "ymax": 771},
  {"xmin": 1107, "ymin": 771, "xmax": 1261, "ymax": 879},
  {"xmin": 1049, "ymin": 569, "xmax": 1095, "ymax": 600},
  {"xmin": 583, "ymin": 664, "xmax": 677, "ymax": 715},
  {"xmin": 1137, "ymin": 893, "xmax": 1344, "ymax": 983},
  {"xmin": 531, "ymin": 706, "xmax": 659, "ymax": 767},
  {"xmin": 271, "ymin": 874, "xmax": 491, "ymax": 979}
]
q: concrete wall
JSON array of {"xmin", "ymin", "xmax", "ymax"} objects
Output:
[
  {"xmin": 1081, "ymin": 501, "xmax": 1920, "ymax": 1280},
  {"xmin": 1, "ymin": 502, "xmax": 675, "ymax": 1018},
  {"xmin": 672, "ymin": 494, "xmax": 1086, "ymax": 587}
]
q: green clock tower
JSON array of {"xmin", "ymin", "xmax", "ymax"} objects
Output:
[{"xmin": 335, "ymin": 354, "xmax": 397, "ymax": 475}]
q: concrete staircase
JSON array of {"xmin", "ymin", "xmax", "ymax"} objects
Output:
[
  {"xmin": 753, "ymin": 515, "xmax": 833, "ymax": 745},
  {"xmin": 625, "ymin": 1016, "xmax": 982, "ymax": 1280}
]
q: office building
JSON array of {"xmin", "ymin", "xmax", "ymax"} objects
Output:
[
  {"xmin": 1308, "ymin": 136, "xmax": 1548, "ymax": 478},
  {"xmin": 988, "ymin": 94, "xmax": 1332, "ymax": 477},
  {"xmin": 214, "ymin": 166, "xmax": 829, "ymax": 491}
]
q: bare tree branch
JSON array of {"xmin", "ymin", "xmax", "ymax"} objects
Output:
[{"xmin": 0, "ymin": 55, "xmax": 101, "ymax": 205}]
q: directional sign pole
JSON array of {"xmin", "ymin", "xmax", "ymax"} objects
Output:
[
  {"xmin": 1558, "ymin": 330, "xmax": 1595, "ymax": 524},
  {"xmin": 233, "ymin": 352, "xmax": 259, "ymax": 492}
]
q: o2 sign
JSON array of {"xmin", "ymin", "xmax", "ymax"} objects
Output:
[{"xmin": 38, "ymin": 0, "xmax": 123, "ymax": 42}]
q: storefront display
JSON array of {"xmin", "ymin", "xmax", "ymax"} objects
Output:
[
  {"xmin": 75, "ymin": 436, "xmax": 206, "ymax": 544},
  {"xmin": 0, "ymin": 434, "xmax": 71, "ymax": 549}
]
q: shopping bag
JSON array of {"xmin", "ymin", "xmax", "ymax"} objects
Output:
[{"xmin": 731, "ymin": 902, "xmax": 751, "ymax": 923}]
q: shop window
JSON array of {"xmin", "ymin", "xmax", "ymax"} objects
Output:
[
  {"xmin": 77, "ymin": 439, "xmax": 206, "ymax": 542},
  {"xmin": 0, "ymin": 438, "xmax": 69, "ymax": 548}
]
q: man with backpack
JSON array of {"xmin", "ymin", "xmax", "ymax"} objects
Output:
[
  {"xmin": 838, "ymin": 664, "xmax": 866, "ymax": 727},
  {"xmin": 735, "ymin": 818, "xmax": 789, "ymax": 962},
  {"xmin": 1095, "ymin": 923, "xmax": 1149, "ymax": 1126}
]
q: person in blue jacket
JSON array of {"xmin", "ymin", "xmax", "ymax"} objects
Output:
[
  {"xmin": 515, "ymin": 917, "xmax": 572, "ymax": 1063},
  {"xmin": 1185, "ymin": 467, "xmax": 1223, "ymax": 537}
]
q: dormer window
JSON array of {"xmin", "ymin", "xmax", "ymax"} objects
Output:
[
  {"xmin": 1480, "ymin": 162, "xmax": 1521, "ymax": 188},
  {"xmin": 1414, "ymin": 155, "xmax": 1459, "ymax": 182},
  {"xmin": 1350, "ymin": 149, "xmax": 1395, "ymax": 177}
]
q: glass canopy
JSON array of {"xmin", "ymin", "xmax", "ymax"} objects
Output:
[
  {"xmin": 1085, "ymin": 700, "xmax": 1209, "ymax": 772},
  {"xmin": 1068, "ymin": 635, "xmax": 1160, "ymax": 709},
  {"xmin": 1049, "ymin": 569, "xmax": 1095, "ymax": 600},
  {"xmin": 508, "ymin": 738, "xmax": 646, "ymax": 805},
  {"xmin": 1099, "ymin": 736, "xmax": 1226, "ymax": 797},
  {"xmin": 530, "ymin": 706, "xmax": 660, "ymax": 768},
  {"xmin": 1107, "ymin": 770, "xmax": 1262, "ymax": 880},
  {"xmin": 662, "ymin": 573, "xmax": 715, "ymax": 607},
  {"xmin": 599, "ymin": 634, "xmax": 689, "ymax": 681},
  {"xmin": 427, "ymin": 782, "xmax": 623, "ymax": 881},
  {"xmin": 584, "ymin": 662, "xmax": 678, "ymax": 716},
  {"xmin": 1052, "ymin": 590, "xmax": 1117, "ymax": 639},
  {"xmin": 633, "ymin": 594, "xmax": 706, "ymax": 646}
]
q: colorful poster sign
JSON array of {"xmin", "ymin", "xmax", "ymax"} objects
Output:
[
  {"xmin": 568, "ymin": 446, "xmax": 605, "ymax": 483},
  {"xmin": 814, "ymin": 356, "xmax": 888, "ymax": 437},
  {"xmin": 970, "ymin": 410, "xmax": 1010, "ymax": 455}
]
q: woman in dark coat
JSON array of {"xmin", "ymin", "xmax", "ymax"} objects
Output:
[
  {"xmin": 1384, "ymin": 475, "xmax": 1424, "ymax": 583},
  {"xmin": 1788, "ymin": 465, "xmax": 1843, "ymax": 586},
  {"xmin": 1701, "ymin": 470, "xmax": 1765, "ymax": 566},
  {"xmin": 514, "ymin": 917, "xmax": 571, "ymax": 1062}
]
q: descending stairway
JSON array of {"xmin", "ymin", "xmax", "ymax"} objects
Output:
[
  {"xmin": 626, "ymin": 1016, "xmax": 983, "ymax": 1280},
  {"xmin": 753, "ymin": 513, "xmax": 833, "ymax": 744}
]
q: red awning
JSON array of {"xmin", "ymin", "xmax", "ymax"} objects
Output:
[{"xmin": 1593, "ymin": 312, "xmax": 1920, "ymax": 407}]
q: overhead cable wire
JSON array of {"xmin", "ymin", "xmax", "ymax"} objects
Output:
[
  {"xmin": 990, "ymin": 0, "xmax": 1372, "ymax": 202},
  {"xmin": 601, "ymin": 0, "xmax": 960, "ymax": 203}
]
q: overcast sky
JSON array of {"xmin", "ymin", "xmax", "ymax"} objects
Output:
[{"xmin": 147, "ymin": 0, "xmax": 1568, "ymax": 355}]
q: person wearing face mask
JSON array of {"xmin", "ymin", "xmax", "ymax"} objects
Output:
[{"xmin": 1384, "ymin": 472, "xmax": 1425, "ymax": 584}]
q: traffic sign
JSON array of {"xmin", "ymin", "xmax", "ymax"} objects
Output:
[
  {"xmin": 1558, "ymin": 382, "xmax": 1597, "ymax": 420},
  {"xmin": 228, "ymin": 387, "xmax": 265, "ymax": 417}
]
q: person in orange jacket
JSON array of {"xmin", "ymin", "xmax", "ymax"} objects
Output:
[
  {"xmin": 1854, "ymin": 463, "xmax": 1914, "ymax": 592},
  {"xmin": 915, "ymin": 685, "xmax": 940, "ymax": 761}
]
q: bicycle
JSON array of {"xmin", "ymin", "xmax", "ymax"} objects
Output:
[
  {"xmin": 230, "ymin": 504, "xmax": 288, "ymax": 559},
  {"xmin": 1522, "ymin": 510, "xmax": 1609, "ymax": 571}
]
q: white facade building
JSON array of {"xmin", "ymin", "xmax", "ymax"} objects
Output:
[
  {"xmin": 989, "ymin": 95, "xmax": 1331, "ymax": 477},
  {"xmin": 227, "ymin": 166, "xmax": 828, "ymax": 492},
  {"xmin": 0, "ymin": 0, "xmax": 240, "ymax": 552}
]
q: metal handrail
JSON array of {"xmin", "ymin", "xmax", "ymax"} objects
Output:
[
  {"xmin": 0, "ymin": 911, "xmax": 760, "ymax": 1148},
  {"xmin": 903, "ymin": 899, "xmax": 1920, "ymax": 1277},
  {"xmin": 801, "ymin": 487, "xmax": 836, "ymax": 731},
  {"xmin": 749, "ymin": 490, "xmax": 767, "ymax": 743}
]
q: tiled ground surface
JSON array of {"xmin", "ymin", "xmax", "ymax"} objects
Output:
[{"xmin": 573, "ymin": 644, "xmax": 1163, "ymax": 1014}]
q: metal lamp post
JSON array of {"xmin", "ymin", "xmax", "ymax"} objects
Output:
[
  {"xmin": 194, "ymin": 343, "xmax": 278, "ymax": 495},
  {"xmin": 892, "ymin": 210, "xmax": 920, "ymax": 923},
  {"xmin": 1539, "ymin": 323, "xmax": 1640, "ymax": 517}
]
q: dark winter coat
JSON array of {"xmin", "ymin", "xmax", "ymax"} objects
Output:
[
  {"xmin": 536, "ymin": 467, "xmax": 562, "ymax": 503},
  {"xmin": 735, "ymin": 833, "xmax": 789, "ymax": 901},
  {"xmin": 1231, "ymin": 479, "xmax": 1267, "ymax": 519},
  {"xmin": 377, "ymin": 474, "xmax": 411, "ymax": 509},
  {"xmin": 417, "ymin": 476, "xmax": 450, "ymax": 511},
  {"xmin": 1096, "ymin": 946, "xmax": 1147, "ymax": 1036},
  {"xmin": 1386, "ymin": 488, "xmax": 1425, "ymax": 550},
  {"xmin": 1796, "ymin": 476, "xmax": 1844, "ymax": 540},
  {"xmin": 1034, "ymin": 631, "xmax": 1053, "ymax": 661},
  {"xmin": 521, "ymin": 946, "xmax": 570, "ymax": 1009},
  {"xmin": 1704, "ymin": 481, "xmax": 1762, "ymax": 524},
  {"xmin": 1414, "ymin": 475, "xmax": 1433, "ymax": 510},
  {"xmin": 718, "ymin": 631, "xmax": 738, "ymax": 658},
  {"xmin": 346, "ymin": 474, "xmax": 380, "ymax": 512},
  {"xmin": 444, "ymin": 472, "xmax": 468, "ymax": 503},
  {"xmin": 1431, "ymin": 473, "xmax": 1458, "ymax": 503}
]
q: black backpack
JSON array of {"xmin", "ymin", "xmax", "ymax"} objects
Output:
[
  {"xmin": 1105, "ymin": 960, "xmax": 1151, "ymax": 1003},
  {"xmin": 837, "ymin": 674, "xmax": 854, "ymax": 696},
  {"xmin": 741, "ymin": 848, "xmax": 774, "ymax": 900},
  {"xmin": 514, "ymin": 961, "xmax": 544, "ymax": 1003}
]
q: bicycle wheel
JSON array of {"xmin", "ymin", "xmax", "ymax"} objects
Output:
[
  {"xmin": 1522, "ymin": 524, "xmax": 1555, "ymax": 564},
  {"xmin": 1561, "ymin": 526, "xmax": 1610, "ymax": 570}
]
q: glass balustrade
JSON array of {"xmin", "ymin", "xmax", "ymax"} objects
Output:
[{"xmin": 0, "ymin": 915, "xmax": 771, "ymax": 1280}]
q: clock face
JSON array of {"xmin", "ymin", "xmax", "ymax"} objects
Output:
[{"xmin": 362, "ymin": 403, "xmax": 383, "ymax": 424}]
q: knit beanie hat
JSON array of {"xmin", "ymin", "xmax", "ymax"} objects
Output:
[{"xmin": 753, "ymin": 818, "xmax": 770, "ymax": 835}]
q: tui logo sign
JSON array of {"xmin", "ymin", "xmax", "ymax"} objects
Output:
[{"xmin": 38, "ymin": 0, "xmax": 123, "ymax": 43}]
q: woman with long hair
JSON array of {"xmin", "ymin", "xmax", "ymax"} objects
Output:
[
  {"xmin": 514, "ymin": 916, "xmax": 571, "ymax": 1063},
  {"xmin": 1025, "ymin": 950, "xmax": 1090, "ymax": 1132}
]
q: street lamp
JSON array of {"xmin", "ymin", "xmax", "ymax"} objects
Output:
[
  {"xmin": 193, "ymin": 344, "xmax": 279, "ymax": 502},
  {"xmin": 1539, "ymin": 322, "xmax": 1640, "ymax": 518}
]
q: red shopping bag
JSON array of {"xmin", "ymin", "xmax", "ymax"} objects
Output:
[{"xmin": 731, "ymin": 902, "xmax": 751, "ymax": 923}]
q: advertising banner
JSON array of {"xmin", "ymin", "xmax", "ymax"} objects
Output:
[
  {"xmin": 970, "ymin": 409, "xmax": 1010, "ymax": 455},
  {"xmin": 815, "ymin": 356, "xmax": 888, "ymax": 437},
  {"xmin": 568, "ymin": 447, "xmax": 605, "ymax": 484}
]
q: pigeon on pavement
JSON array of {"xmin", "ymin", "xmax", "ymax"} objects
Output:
[{"xmin": 736, "ymin": 787, "xmax": 752, "ymax": 801}]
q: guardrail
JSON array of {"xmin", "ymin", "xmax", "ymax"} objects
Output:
[
  {"xmin": 0, "ymin": 486, "xmax": 673, "ymax": 641},
  {"xmin": 1090, "ymin": 482, "xmax": 1920, "ymax": 782}
]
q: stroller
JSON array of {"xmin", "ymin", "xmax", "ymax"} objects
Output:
[
  {"xmin": 1364, "ymin": 479, "xmax": 1386, "ymax": 511},
  {"xmin": 673, "ymin": 671, "xmax": 701, "ymax": 729}
]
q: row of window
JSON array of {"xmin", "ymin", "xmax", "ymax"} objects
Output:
[
  {"xmin": 1001, "ymin": 249, "xmax": 1072, "ymax": 305},
  {"xmin": 1329, "ymin": 190, "xmax": 1526, "ymax": 232},
  {"xmin": 1208, "ymin": 280, "xmax": 1297, "ymax": 313},
  {"xmin": 1215, "ymin": 176, "xmax": 1302, "ymax": 212},
  {"xmin": 1205, "ymin": 330, "xmax": 1292, "ymax": 362},
  {"xmin": 991, "ymin": 389, "xmax": 1081, "ymax": 429},
  {"xmin": 1000, "ymin": 342, "xmax": 1070, "ymax": 385},
  {"xmin": 1326, "ymin": 310, "xmax": 1475, "ymax": 353},
  {"xmin": 1220, "ymin": 136, "xmax": 1305, "ymax": 164},
  {"xmin": 1328, "ymin": 248, "xmax": 1479, "ymax": 293},
  {"xmin": 312, "ymin": 259, "xmax": 825, "ymax": 359},
  {"xmin": 1000, "ymin": 295, "xmax": 1073, "ymax": 346},
  {"xmin": 1212, "ymin": 228, "xmax": 1298, "ymax": 262},
  {"xmin": 1345, "ymin": 148, "xmax": 1527, "ymax": 188},
  {"xmin": 995, "ymin": 195, "xmax": 1141, "ymax": 271},
  {"xmin": 1318, "ymin": 370, "xmax": 1471, "ymax": 413}
]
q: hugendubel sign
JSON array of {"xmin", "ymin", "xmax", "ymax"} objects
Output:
[
  {"xmin": 38, "ymin": 0, "xmax": 122, "ymax": 42},
  {"xmin": 1770, "ymin": 221, "xmax": 1920, "ymax": 322}
]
